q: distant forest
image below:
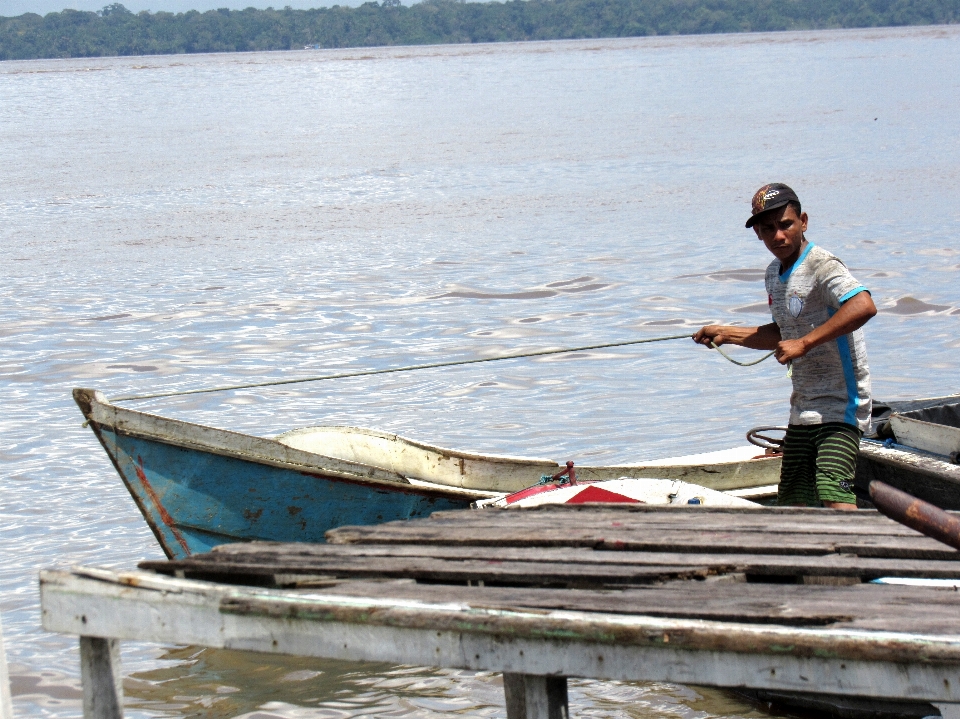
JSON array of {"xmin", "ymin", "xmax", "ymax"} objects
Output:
[{"xmin": 2, "ymin": 0, "xmax": 958, "ymax": 60}]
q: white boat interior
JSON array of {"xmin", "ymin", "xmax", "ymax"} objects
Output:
[
  {"xmin": 276, "ymin": 425, "xmax": 781, "ymax": 494},
  {"xmin": 889, "ymin": 409, "xmax": 960, "ymax": 458}
]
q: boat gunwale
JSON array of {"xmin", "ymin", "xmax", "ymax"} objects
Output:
[
  {"xmin": 859, "ymin": 440, "xmax": 960, "ymax": 483},
  {"xmin": 277, "ymin": 426, "xmax": 783, "ymax": 475},
  {"xmin": 73, "ymin": 388, "xmax": 491, "ymax": 501},
  {"xmin": 277, "ymin": 425, "xmax": 561, "ymax": 466}
]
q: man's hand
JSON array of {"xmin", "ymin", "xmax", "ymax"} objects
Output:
[
  {"xmin": 692, "ymin": 323, "xmax": 782, "ymax": 351},
  {"xmin": 693, "ymin": 325, "xmax": 729, "ymax": 346},
  {"xmin": 774, "ymin": 338, "xmax": 808, "ymax": 364}
]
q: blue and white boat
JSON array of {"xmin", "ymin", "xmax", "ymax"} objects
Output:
[{"xmin": 73, "ymin": 388, "xmax": 782, "ymax": 559}]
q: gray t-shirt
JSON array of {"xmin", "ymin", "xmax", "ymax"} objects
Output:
[{"xmin": 765, "ymin": 243, "xmax": 872, "ymax": 431}]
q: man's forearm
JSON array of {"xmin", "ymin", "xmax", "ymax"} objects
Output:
[
  {"xmin": 772, "ymin": 292, "xmax": 877, "ymax": 365},
  {"xmin": 797, "ymin": 291, "xmax": 877, "ymax": 353},
  {"xmin": 693, "ymin": 322, "xmax": 781, "ymax": 350},
  {"xmin": 735, "ymin": 323, "xmax": 782, "ymax": 350}
]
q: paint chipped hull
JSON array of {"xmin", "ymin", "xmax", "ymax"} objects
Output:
[
  {"xmin": 73, "ymin": 387, "xmax": 781, "ymax": 559},
  {"xmin": 74, "ymin": 389, "xmax": 474, "ymax": 559}
]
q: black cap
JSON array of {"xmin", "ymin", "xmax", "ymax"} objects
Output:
[{"xmin": 745, "ymin": 183, "xmax": 800, "ymax": 228}]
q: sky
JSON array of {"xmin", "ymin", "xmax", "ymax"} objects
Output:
[{"xmin": 0, "ymin": 0, "xmax": 369, "ymax": 16}]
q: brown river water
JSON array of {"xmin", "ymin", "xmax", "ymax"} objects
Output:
[{"xmin": 1, "ymin": 25, "xmax": 959, "ymax": 719}]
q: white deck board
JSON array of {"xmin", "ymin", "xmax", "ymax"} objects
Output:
[{"xmin": 40, "ymin": 568, "xmax": 960, "ymax": 703}]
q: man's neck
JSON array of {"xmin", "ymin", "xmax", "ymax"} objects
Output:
[{"xmin": 779, "ymin": 237, "xmax": 808, "ymax": 275}]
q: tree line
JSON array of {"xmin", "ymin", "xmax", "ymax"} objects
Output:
[{"xmin": 1, "ymin": 0, "xmax": 958, "ymax": 60}]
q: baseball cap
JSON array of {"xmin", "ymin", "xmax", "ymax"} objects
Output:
[{"xmin": 745, "ymin": 183, "xmax": 800, "ymax": 228}]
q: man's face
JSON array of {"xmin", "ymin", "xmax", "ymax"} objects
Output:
[{"xmin": 752, "ymin": 204, "xmax": 808, "ymax": 263}]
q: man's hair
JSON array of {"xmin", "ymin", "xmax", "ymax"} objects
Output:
[{"xmin": 786, "ymin": 200, "xmax": 802, "ymax": 216}]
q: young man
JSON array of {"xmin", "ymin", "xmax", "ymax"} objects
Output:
[{"xmin": 693, "ymin": 184, "xmax": 877, "ymax": 509}]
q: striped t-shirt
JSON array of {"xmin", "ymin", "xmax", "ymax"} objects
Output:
[{"xmin": 765, "ymin": 243, "xmax": 872, "ymax": 432}]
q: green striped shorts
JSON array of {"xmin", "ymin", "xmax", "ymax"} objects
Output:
[{"xmin": 777, "ymin": 422, "xmax": 862, "ymax": 507}]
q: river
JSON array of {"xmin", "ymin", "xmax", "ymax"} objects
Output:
[{"xmin": 1, "ymin": 25, "xmax": 959, "ymax": 718}]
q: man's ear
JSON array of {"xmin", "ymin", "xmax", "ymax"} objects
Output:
[
  {"xmin": 753, "ymin": 226, "xmax": 762, "ymax": 239},
  {"xmin": 800, "ymin": 212, "xmax": 809, "ymax": 232}
]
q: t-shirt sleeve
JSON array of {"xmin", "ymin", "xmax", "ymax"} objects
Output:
[{"xmin": 818, "ymin": 258, "xmax": 869, "ymax": 309}]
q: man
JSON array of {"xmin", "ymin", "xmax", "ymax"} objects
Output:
[{"xmin": 693, "ymin": 184, "xmax": 877, "ymax": 509}]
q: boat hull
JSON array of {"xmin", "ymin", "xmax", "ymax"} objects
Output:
[
  {"xmin": 74, "ymin": 387, "xmax": 781, "ymax": 559},
  {"xmin": 98, "ymin": 427, "xmax": 470, "ymax": 559},
  {"xmin": 75, "ymin": 389, "xmax": 475, "ymax": 559},
  {"xmin": 856, "ymin": 441, "xmax": 960, "ymax": 510}
]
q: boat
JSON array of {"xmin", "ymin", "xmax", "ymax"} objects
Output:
[
  {"xmin": 856, "ymin": 394, "xmax": 960, "ymax": 509},
  {"xmin": 73, "ymin": 387, "xmax": 781, "ymax": 559}
]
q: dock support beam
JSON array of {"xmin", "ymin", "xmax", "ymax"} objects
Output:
[
  {"xmin": 504, "ymin": 673, "xmax": 568, "ymax": 719},
  {"xmin": 80, "ymin": 637, "xmax": 123, "ymax": 719}
]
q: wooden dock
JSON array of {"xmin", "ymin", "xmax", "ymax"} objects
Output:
[{"xmin": 40, "ymin": 505, "xmax": 960, "ymax": 718}]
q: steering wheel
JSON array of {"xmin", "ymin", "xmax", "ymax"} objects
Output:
[{"xmin": 746, "ymin": 426, "xmax": 788, "ymax": 452}]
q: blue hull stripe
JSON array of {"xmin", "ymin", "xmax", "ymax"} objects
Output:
[{"xmin": 98, "ymin": 427, "xmax": 471, "ymax": 559}]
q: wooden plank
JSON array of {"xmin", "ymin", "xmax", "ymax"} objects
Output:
[
  {"xmin": 142, "ymin": 555, "xmax": 714, "ymax": 586},
  {"xmin": 311, "ymin": 578, "xmax": 960, "ymax": 633},
  {"xmin": 420, "ymin": 509, "xmax": 928, "ymax": 535},
  {"xmin": 79, "ymin": 636, "xmax": 123, "ymax": 719},
  {"xmin": 38, "ymin": 568, "xmax": 960, "ymax": 701},
  {"xmin": 426, "ymin": 504, "xmax": 955, "ymax": 524},
  {"xmin": 141, "ymin": 543, "xmax": 960, "ymax": 581},
  {"xmin": 220, "ymin": 541, "xmax": 960, "ymax": 575},
  {"xmin": 432, "ymin": 521, "xmax": 926, "ymax": 537},
  {"xmin": 324, "ymin": 525, "xmax": 958, "ymax": 559}
]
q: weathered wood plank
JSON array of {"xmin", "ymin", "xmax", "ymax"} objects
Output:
[
  {"xmin": 324, "ymin": 525, "xmax": 958, "ymax": 559},
  {"xmin": 142, "ymin": 556, "xmax": 714, "ymax": 585},
  {"xmin": 140, "ymin": 544, "xmax": 960, "ymax": 583},
  {"xmin": 37, "ymin": 568, "xmax": 960, "ymax": 700},
  {"xmin": 79, "ymin": 636, "xmax": 123, "ymax": 719},
  {"xmin": 332, "ymin": 511, "xmax": 943, "ymax": 537},
  {"xmin": 420, "ymin": 510, "xmax": 927, "ymax": 535},
  {"xmin": 310, "ymin": 578, "xmax": 960, "ymax": 633}
]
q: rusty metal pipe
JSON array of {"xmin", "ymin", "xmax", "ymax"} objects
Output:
[{"xmin": 869, "ymin": 480, "xmax": 960, "ymax": 551}]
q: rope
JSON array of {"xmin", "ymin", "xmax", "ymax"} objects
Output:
[
  {"xmin": 110, "ymin": 332, "xmax": 774, "ymax": 403},
  {"xmin": 709, "ymin": 342, "xmax": 776, "ymax": 367}
]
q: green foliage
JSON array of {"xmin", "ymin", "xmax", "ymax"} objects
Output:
[{"xmin": 1, "ymin": 0, "xmax": 958, "ymax": 60}]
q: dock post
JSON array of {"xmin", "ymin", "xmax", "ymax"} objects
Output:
[
  {"xmin": 79, "ymin": 637, "xmax": 123, "ymax": 719},
  {"xmin": 0, "ymin": 615, "xmax": 13, "ymax": 719},
  {"xmin": 503, "ymin": 673, "xmax": 568, "ymax": 719}
]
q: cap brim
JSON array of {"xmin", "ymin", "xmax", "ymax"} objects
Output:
[{"xmin": 745, "ymin": 199, "xmax": 790, "ymax": 228}]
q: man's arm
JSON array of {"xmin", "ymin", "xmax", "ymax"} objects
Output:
[
  {"xmin": 774, "ymin": 290, "xmax": 876, "ymax": 364},
  {"xmin": 693, "ymin": 323, "xmax": 782, "ymax": 350},
  {"xmin": 693, "ymin": 291, "xmax": 878, "ymax": 365}
]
